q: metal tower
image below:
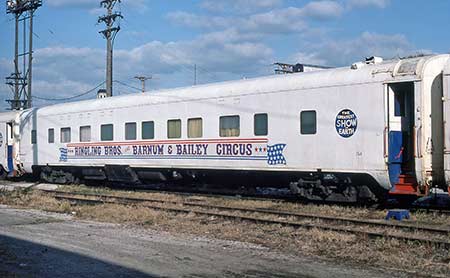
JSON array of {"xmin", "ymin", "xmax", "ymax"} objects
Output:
[
  {"xmin": 98, "ymin": 0, "xmax": 122, "ymax": 97},
  {"xmin": 5, "ymin": 0, "xmax": 42, "ymax": 110}
]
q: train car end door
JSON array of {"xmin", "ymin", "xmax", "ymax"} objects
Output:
[{"xmin": 387, "ymin": 82, "xmax": 418, "ymax": 195}]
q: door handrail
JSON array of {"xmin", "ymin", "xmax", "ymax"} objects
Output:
[{"xmin": 416, "ymin": 125, "xmax": 422, "ymax": 158}]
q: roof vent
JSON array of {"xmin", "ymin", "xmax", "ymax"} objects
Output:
[
  {"xmin": 351, "ymin": 62, "xmax": 365, "ymax": 70},
  {"xmin": 351, "ymin": 56, "xmax": 384, "ymax": 70},
  {"xmin": 97, "ymin": 89, "xmax": 107, "ymax": 99},
  {"xmin": 365, "ymin": 56, "xmax": 383, "ymax": 64}
]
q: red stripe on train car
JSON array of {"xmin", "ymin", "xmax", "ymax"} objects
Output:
[{"xmin": 67, "ymin": 138, "xmax": 269, "ymax": 147}]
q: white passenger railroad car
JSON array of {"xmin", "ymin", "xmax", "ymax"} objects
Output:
[{"xmin": 1, "ymin": 54, "xmax": 449, "ymax": 203}]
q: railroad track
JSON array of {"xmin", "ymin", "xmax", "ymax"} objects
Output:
[
  {"xmin": 131, "ymin": 187, "xmax": 291, "ymax": 203},
  {"xmin": 41, "ymin": 189, "xmax": 450, "ymax": 248},
  {"xmin": 128, "ymin": 187, "xmax": 450, "ymax": 214},
  {"xmin": 411, "ymin": 208, "xmax": 450, "ymax": 216}
]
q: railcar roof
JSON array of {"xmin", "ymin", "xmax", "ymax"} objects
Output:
[
  {"xmin": 0, "ymin": 111, "xmax": 20, "ymax": 122},
  {"xmin": 37, "ymin": 54, "xmax": 448, "ymax": 116}
]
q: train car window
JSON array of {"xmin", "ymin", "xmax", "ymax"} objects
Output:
[
  {"xmin": 48, "ymin": 128, "xmax": 54, "ymax": 143},
  {"xmin": 220, "ymin": 115, "xmax": 240, "ymax": 137},
  {"xmin": 125, "ymin": 122, "xmax": 137, "ymax": 140},
  {"xmin": 101, "ymin": 124, "xmax": 114, "ymax": 141},
  {"xmin": 300, "ymin": 111, "xmax": 317, "ymax": 135},
  {"xmin": 188, "ymin": 118, "xmax": 203, "ymax": 138},
  {"xmin": 80, "ymin": 126, "xmax": 91, "ymax": 142},
  {"xmin": 142, "ymin": 121, "xmax": 154, "ymax": 139},
  {"xmin": 254, "ymin": 113, "xmax": 268, "ymax": 136},
  {"xmin": 31, "ymin": 130, "xmax": 37, "ymax": 144},
  {"xmin": 168, "ymin": 119, "xmax": 181, "ymax": 139},
  {"xmin": 60, "ymin": 127, "xmax": 71, "ymax": 143}
]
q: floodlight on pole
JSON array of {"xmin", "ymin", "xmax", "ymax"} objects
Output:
[{"xmin": 6, "ymin": 0, "xmax": 16, "ymax": 9}]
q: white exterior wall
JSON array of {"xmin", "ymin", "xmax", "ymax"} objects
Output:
[
  {"xmin": 18, "ymin": 109, "xmax": 38, "ymax": 172},
  {"xmin": 4, "ymin": 54, "xmax": 448, "ymax": 191},
  {"xmin": 34, "ymin": 67, "xmax": 396, "ymax": 189},
  {"xmin": 36, "ymin": 82, "xmax": 386, "ymax": 171}
]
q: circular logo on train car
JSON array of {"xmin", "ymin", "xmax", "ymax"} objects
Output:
[{"xmin": 335, "ymin": 109, "xmax": 357, "ymax": 138}]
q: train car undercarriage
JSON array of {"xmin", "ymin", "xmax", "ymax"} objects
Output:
[{"xmin": 32, "ymin": 165, "xmax": 386, "ymax": 204}]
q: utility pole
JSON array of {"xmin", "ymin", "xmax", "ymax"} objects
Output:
[
  {"xmin": 98, "ymin": 0, "xmax": 122, "ymax": 97},
  {"xmin": 5, "ymin": 0, "xmax": 42, "ymax": 110},
  {"xmin": 194, "ymin": 64, "xmax": 197, "ymax": 85},
  {"xmin": 134, "ymin": 76, "xmax": 152, "ymax": 93}
]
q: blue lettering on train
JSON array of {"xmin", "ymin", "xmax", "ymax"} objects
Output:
[
  {"xmin": 104, "ymin": 146, "xmax": 122, "ymax": 156},
  {"xmin": 75, "ymin": 146, "xmax": 102, "ymax": 156},
  {"xmin": 132, "ymin": 145, "xmax": 164, "ymax": 156},
  {"xmin": 176, "ymin": 144, "xmax": 208, "ymax": 155},
  {"xmin": 216, "ymin": 144, "xmax": 252, "ymax": 156}
]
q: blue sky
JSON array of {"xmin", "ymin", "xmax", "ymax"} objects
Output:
[{"xmin": 1, "ymin": 0, "xmax": 450, "ymax": 109}]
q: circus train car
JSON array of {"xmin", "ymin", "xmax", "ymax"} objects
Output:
[{"xmin": 1, "ymin": 54, "xmax": 450, "ymax": 204}]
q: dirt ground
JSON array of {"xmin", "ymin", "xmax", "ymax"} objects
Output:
[
  {"xmin": 0, "ymin": 206, "xmax": 410, "ymax": 278},
  {"xmin": 0, "ymin": 183, "xmax": 449, "ymax": 277}
]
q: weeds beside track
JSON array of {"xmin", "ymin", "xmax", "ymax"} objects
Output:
[{"xmin": 43, "ymin": 190, "xmax": 450, "ymax": 248}]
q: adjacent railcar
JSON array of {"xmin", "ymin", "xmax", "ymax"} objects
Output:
[
  {"xmin": 1, "ymin": 54, "xmax": 449, "ymax": 203},
  {"xmin": 440, "ymin": 59, "xmax": 450, "ymax": 193}
]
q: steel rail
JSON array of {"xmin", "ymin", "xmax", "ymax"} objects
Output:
[
  {"xmin": 107, "ymin": 186, "xmax": 450, "ymax": 213},
  {"xmin": 132, "ymin": 188, "xmax": 291, "ymax": 202},
  {"xmin": 411, "ymin": 208, "xmax": 450, "ymax": 216},
  {"xmin": 52, "ymin": 194, "xmax": 450, "ymax": 248},
  {"xmin": 43, "ymin": 190, "xmax": 450, "ymax": 236},
  {"xmin": 43, "ymin": 190, "xmax": 450, "ymax": 247}
]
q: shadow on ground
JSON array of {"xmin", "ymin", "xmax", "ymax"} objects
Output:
[{"xmin": 0, "ymin": 234, "xmax": 158, "ymax": 278}]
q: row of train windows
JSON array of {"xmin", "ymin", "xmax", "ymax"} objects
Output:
[{"xmin": 39, "ymin": 111, "xmax": 317, "ymax": 144}]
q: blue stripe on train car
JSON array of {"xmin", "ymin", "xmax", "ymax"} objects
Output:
[{"xmin": 7, "ymin": 145, "xmax": 13, "ymax": 173}]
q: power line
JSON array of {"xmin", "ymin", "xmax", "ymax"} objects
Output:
[
  {"xmin": 46, "ymin": 28, "xmax": 66, "ymax": 46},
  {"xmin": 32, "ymin": 80, "xmax": 148, "ymax": 102},
  {"xmin": 32, "ymin": 30, "xmax": 40, "ymax": 39},
  {"xmin": 142, "ymin": 48, "xmax": 220, "ymax": 85},
  {"xmin": 3, "ymin": 17, "xmax": 15, "ymax": 24},
  {"xmin": 195, "ymin": 64, "xmax": 220, "ymax": 80},
  {"xmin": 194, "ymin": 64, "xmax": 196, "ymax": 85},
  {"xmin": 32, "ymin": 81, "xmax": 105, "ymax": 101},
  {"xmin": 113, "ymin": 80, "xmax": 141, "ymax": 92}
]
